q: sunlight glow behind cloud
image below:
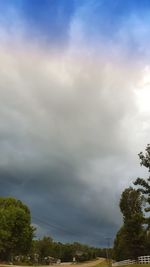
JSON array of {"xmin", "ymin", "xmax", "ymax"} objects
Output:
[{"xmin": 135, "ymin": 67, "xmax": 150, "ymax": 114}]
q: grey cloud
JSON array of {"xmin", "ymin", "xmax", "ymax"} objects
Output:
[{"xmin": 0, "ymin": 29, "xmax": 150, "ymax": 246}]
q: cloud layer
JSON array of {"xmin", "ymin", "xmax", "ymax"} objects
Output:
[{"xmin": 0, "ymin": 0, "xmax": 150, "ymax": 246}]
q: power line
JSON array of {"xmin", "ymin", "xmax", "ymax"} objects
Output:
[
  {"xmin": 32, "ymin": 215, "xmax": 109, "ymax": 244},
  {"xmin": 32, "ymin": 215, "xmax": 75, "ymax": 235}
]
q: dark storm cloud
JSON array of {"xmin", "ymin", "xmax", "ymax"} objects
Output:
[{"xmin": 0, "ymin": 162, "xmax": 120, "ymax": 246}]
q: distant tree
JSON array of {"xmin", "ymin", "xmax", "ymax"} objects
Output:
[
  {"xmin": 34, "ymin": 236, "xmax": 53, "ymax": 262},
  {"xmin": 0, "ymin": 197, "xmax": 34, "ymax": 261},
  {"xmin": 113, "ymin": 188, "xmax": 146, "ymax": 260}
]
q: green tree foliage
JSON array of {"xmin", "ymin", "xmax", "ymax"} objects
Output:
[
  {"xmin": 133, "ymin": 144, "xmax": 150, "ymax": 253},
  {"xmin": 0, "ymin": 197, "xmax": 34, "ymax": 261},
  {"xmin": 113, "ymin": 188, "xmax": 146, "ymax": 260},
  {"xmin": 120, "ymin": 188, "xmax": 144, "ymax": 222},
  {"xmin": 33, "ymin": 236, "xmax": 53, "ymax": 263},
  {"xmin": 134, "ymin": 144, "xmax": 150, "ymax": 223},
  {"xmin": 113, "ymin": 226, "xmax": 129, "ymax": 261}
]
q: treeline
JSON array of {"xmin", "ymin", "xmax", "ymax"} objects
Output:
[
  {"xmin": 0, "ymin": 197, "xmax": 108, "ymax": 264},
  {"xmin": 113, "ymin": 144, "xmax": 150, "ymax": 261},
  {"xmin": 29, "ymin": 237, "xmax": 107, "ymax": 264}
]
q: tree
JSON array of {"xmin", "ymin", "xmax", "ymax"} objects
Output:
[
  {"xmin": 34, "ymin": 236, "xmax": 53, "ymax": 263},
  {"xmin": 113, "ymin": 188, "xmax": 146, "ymax": 260},
  {"xmin": 113, "ymin": 226, "xmax": 130, "ymax": 261},
  {"xmin": 0, "ymin": 197, "xmax": 34, "ymax": 261},
  {"xmin": 134, "ymin": 144, "xmax": 150, "ymax": 226},
  {"xmin": 120, "ymin": 187, "xmax": 144, "ymax": 223}
]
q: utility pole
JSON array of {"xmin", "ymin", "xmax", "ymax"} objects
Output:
[{"xmin": 105, "ymin": 237, "xmax": 112, "ymax": 267}]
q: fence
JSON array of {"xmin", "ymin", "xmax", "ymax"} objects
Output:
[
  {"xmin": 112, "ymin": 256, "xmax": 150, "ymax": 266},
  {"xmin": 138, "ymin": 256, "xmax": 150, "ymax": 264}
]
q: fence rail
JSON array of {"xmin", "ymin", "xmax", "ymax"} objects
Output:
[
  {"xmin": 113, "ymin": 256, "xmax": 150, "ymax": 266},
  {"xmin": 138, "ymin": 256, "xmax": 150, "ymax": 264}
]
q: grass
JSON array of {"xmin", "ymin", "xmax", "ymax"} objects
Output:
[{"xmin": 93, "ymin": 260, "xmax": 108, "ymax": 267}]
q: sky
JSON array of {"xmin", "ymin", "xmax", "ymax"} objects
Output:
[{"xmin": 0, "ymin": 0, "xmax": 150, "ymax": 247}]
